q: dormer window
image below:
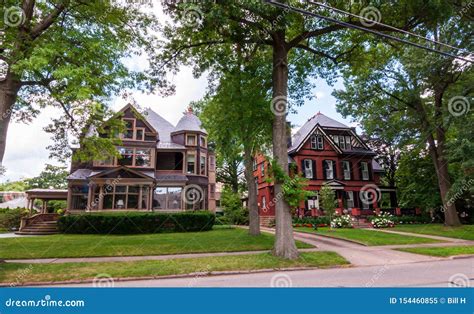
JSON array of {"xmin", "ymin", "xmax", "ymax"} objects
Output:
[{"xmin": 186, "ymin": 134, "xmax": 197, "ymax": 146}]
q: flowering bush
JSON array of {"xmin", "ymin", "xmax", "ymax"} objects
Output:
[
  {"xmin": 371, "ymin": 212, "xmax": 395, "ymax": 228},
  {"xmin": 330, "ymin": 215, "xmax": 353, "ymax": 228}
]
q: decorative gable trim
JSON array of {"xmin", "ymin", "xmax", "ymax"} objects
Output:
[
  {"xmin": 89, "ymin": 166, "xmax": 155, "ymax": 180},
  {"xmin": 289, "ymin": 124, "xmax": 343, "ymax": 154}
]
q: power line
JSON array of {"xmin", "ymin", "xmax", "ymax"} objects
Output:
[
  {"xmin": 308, "ymin": 1, "xmax": 469, "ymax": 53},
  {"xmin": 265, "ymin": 0, "xmax": 473, "ymax": 64}
]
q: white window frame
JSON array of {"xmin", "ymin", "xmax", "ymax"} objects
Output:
[
  {"xmin": 339, "ymin": 135, "xmax": 346, "ymax": 149},
  {"xmin": 325, "ymin": 160, "xmax": 334, "ymax": 180},
  {"xmin": 261, "ymin": 163, "xmax": 265, "ymax": 177},
  {"xmin": 361, "ymin": 162, "xmax": 369, "ymax": 180},
  {"xmin": 303, "ymin": 159, "xmax": 313, "ymax": 178},
  {"xmin": 345, "ymin": 136, "xmax": 352, "ymax": 150},
  {"xmin": 342, "ymin": 161, "xmax": 351, "ymax": 180},
  {"xmin": 346, "ymin": 191, "xmax": 354, "ymax": 208}
]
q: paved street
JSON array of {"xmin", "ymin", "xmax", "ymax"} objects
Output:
[{"xmin": 50, "ymin": 257, "xmax": 473, "ymax": 287}]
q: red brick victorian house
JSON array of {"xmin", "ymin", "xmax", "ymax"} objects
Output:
[
  {"xmin": 254, "ymin": 112, "xmax": 397, "ymax": 226},
  {"xmin": 66, "ymin": 104, "xmax": 217, "ymax": 213}
]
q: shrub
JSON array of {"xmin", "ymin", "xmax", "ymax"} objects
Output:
[
  {"xmin": 0, "ymin": 208, "xmax": 29, "ymax": 231},
  {"xmin": 58, "ymin": 212, "xmax": 215, "ymax": 234},
  {"xmin": 330, "ymin": 215, "xmax": 353, "ymax": 228},
  {"xmin": 221, "ymin": 187, "xmax": 248, "ymax": 225},
  {"xmin": 371, "ymin": 212, "xmax": 395, "ymax": 228},
  {"xmin": 293, "ymin": 216, "xmax": 330, "ymax": 227},
  {"xmin": 392, "ymin": 215, "xmax": 432, "ymax": 225}
]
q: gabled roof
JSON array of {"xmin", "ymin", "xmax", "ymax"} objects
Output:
[
  {"xmin": 289, "ymin": 112, "xmax": 350, "ymax": 153},
  {"xmin": 118, "ymin": 104, "xmax": 158, "ymax": 135},
  {"xmin": 144, "ymin": 108, "xmax": 175, "ymax": 142},
  {"xmin": 89, "ymin": 166, "xmax": 155, "ymax": 180},
  {"xmin": 173, "ymin": 108, "xmax": 207, "ymax": 134}
]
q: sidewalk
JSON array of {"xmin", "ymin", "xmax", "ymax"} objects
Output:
[
  {"xmin": 362, "ymin": 228, "xmax": 469, "ymax": 243},
  {"xmin": 4, "ymin": 248, "xmax": 319, "ymax": 264}
]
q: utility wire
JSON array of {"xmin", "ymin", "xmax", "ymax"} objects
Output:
[
  {"xmin": 308, "ymin": 1, "xmax": 469, "ymax": 53},
  {"xmin": 265, "ymin": 0, "xmax": 473, "ymax": 64}
]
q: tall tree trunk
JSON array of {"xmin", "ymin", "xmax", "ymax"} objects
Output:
[
  {"xmin": 243, "ymin": 145, "xmax": 260, "ymax": 236},
  {"xmin": 0, "ymin": 77, "xmax": 20, "ymax": 165},
  {"xmin": 271, "ymin": 32, "xmax": 299, "ymax": 260},
  {"xmin": 427, "ymin": 142, "xmax": 461, "ymax": 226}
]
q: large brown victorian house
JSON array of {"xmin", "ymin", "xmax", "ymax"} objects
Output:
[
  {"xmin": 66, "ymin": 104, "xmax": 216, "ymax": 213},
  {"xmin": 254, "ymin": 112, "xmax": 397, "ymax": 226}
]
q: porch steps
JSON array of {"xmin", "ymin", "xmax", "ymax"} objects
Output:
[{"xmin": 16, "ymin": 220, "xmax": 59, "ymax": 235}]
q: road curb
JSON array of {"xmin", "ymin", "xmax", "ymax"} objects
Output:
[{"xmin": 1, "ymin": 264, "xmax": 353, "ymax": 287}]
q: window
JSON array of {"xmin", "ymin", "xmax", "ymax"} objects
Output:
[
  {"xmin": 96, "ymin": 156, "xmax": 115, "ymax": 167},
  {"xmin": 261, "ymin": 163, "xmax": 265, "ymax": 177},
  {"xmin": 71, "ymin": 185, "xmax": 88, "ymax": 210},
  {"xmin": 135, "ymin": 149, "xmax": 152, "ymax": 167},
  {"xmin": 186, "ymin": 134, "xmax": 197, "ymax": 146},
  {"xmin": 210, "ymin": 184, "xmax": 216, "ymax": 199},
  {"xmin": 303, "ymin": 159, "xmax": 313, "ymax": 178},
  {"xmin": 342, "ymin": 161, "xmax": 351, "ymax": 180},
  {"xmin": 361, "ymin": 162, "xmax": 369, "ymax": 180},
  {"xmin": 118, "ymin": 147, "xmax": 153, "ymax": 168},
  {"xmin": 200, "ymin": 136, "xmax": 207, "ymax": 148},
  {"xmin": 118, "ymin": 147, "xmax": 134, "ymax": 166},
  {"xmin": 200, "ymin": 154, "xmax": 206, "ymax": 175},
  {"xmin": 324, "ymin": 160, "xmax": 334, "ymax": 180},
  {"xmin": 332, "ymin": 135, "xmax": 339, "ymax": 146},
  {"xmin": 345, "ymin": 136, "xmax": 352, "ymax": 150},
  {"xmin": 135, "ymin": 128, "xmax": 145, "ymax": 141},
  {"xmin": 345, "ymin": 191, "xmax": 354, "ymax": 208},
  {"xmin": 308, "ymin": 195, "xmax": 319, "ymax": 210},
  {"xmin": 186, "ymin": 152, "xmax": 196, "ymax": 174},
  {"xmin": 252, "ymin": 158, "xmax": 257, "ymax": 171},
  {"xmin": 311, "ymin": 135, "xmax": 324, "ymax": 150},
  {"xmin": 153, "ymin": 187, "xmax": 183, "ymax": 210},
  {"xmin": 123, "ymin": 119, "xmax": 134, "ymax": 139},
  {"xmin": 100, "ymin": 185, "xmax": 146, "ymax": 210},
  {"xmin": 209, "ymin": 155, "xmax": 215, "ymax": 171},
  {"xmin": 339, "ymin": 135, "xmax": 346, "ymax": 150}
]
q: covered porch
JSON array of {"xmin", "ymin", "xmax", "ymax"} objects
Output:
[{"xmin": 25, "ymin": 189, "xmax": 68, "ymax": 214}]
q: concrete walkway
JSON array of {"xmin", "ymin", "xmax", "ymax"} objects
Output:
[
  {"xmin": 363, "ymin": 228, "xmax": 469, "ymax": 243},
  {"xmin": 4, "ymin": 248, "xmax": 319, "ymax": 264}
]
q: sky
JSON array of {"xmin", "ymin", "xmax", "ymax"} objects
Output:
[{"xmin": 0, "ymin": 2, "xmax": 357, "ymax": 183}]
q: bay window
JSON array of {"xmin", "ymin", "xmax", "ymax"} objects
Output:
[
  {"xmin": 200, "ymin": 154, "xmax": 207, "ymax": 175},
  {"xmin": 186, "ymin": 134, "xmax": 197, "ymax": 146},
  {"xmin": 118, "ymin": 147, "xmax": 153, "ymax": 168}
]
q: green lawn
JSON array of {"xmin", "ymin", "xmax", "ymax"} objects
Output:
[
  {"xmin": 0, "ymin": 228, "xmax": 313, "ymax": 260},
  {"xmin": 394, "ymin": 224, "xmax": 474, "ymax": 241},
  {"xmin": 397, "ymin": 246, "xmax": 474, "ymax": 257},
  {"xmin": 295, "ymin": 227, "xmax": 442, "ymax": 246},
  {"xmin": 0, "ymin": 251, "xmax": 348, "ymax": 285}
]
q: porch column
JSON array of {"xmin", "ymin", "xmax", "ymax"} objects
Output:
[
  {"xmin": 138, "ymin": 185, "xmax": 143, "ymax": 210},
  {"xmin": 86, "ymin": 184, "xmax": 93, "ymax": 212},
  {"xmin": 66, "ymin": 186, "xmax": 72, "ymax": 211},
  {"xmin": 148, "ymin": 185, "xmax": 153, "ymax": 211},
  {"xmin": 98, "ymin": 185, "xmax": 104, "ymax": 210},
  {"xmin": 42, "ymin": 200, "xmax": 46, "ymax": 213}
]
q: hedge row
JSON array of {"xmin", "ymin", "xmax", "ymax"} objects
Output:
[
  {"xmin": 58, "ymin": 212, "xmax": 215, "ymax": 234},
  {"xmin": 293, "ymin": 216, "xmax": 331, "ymax": 225}
]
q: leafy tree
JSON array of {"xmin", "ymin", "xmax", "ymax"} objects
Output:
[
  {"xmin": 319, "ymin": 184, "xmax": 336, "ymax": 228},
  {"xmin": 197, "ymin": 54, "xmax": 273, "ymax": 235},
  {"xmin": 0, "ymin": 179, "xmax": 28, "ymax": 191},
  {"xmin": 0, "ymin": 1, "xmax": 163, "ymax": 165},
  {"xmin": 395, "ymin": 148, "xmax": 442, "ymax": 211},
  {"xmin": 220, "ymin": 186, "xmax": 248, "ymax": 225},
  {"xmin": 26, "ymin": 164, "xmax": 68, "ymax": 189},
  {"xmin": 215, "ymin": 149, "xmax": 244, "ymax": 194},
  {"xmin": 366, "ymin": 137, "xmax": 400, "ymax": 187},
  {"xmin": 158, "ymin": 0, "xmax": 446, "ymax": 257},
  {"xmin": 335, "ymin": 14, "xmax": 472, "ymax": 226}
]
